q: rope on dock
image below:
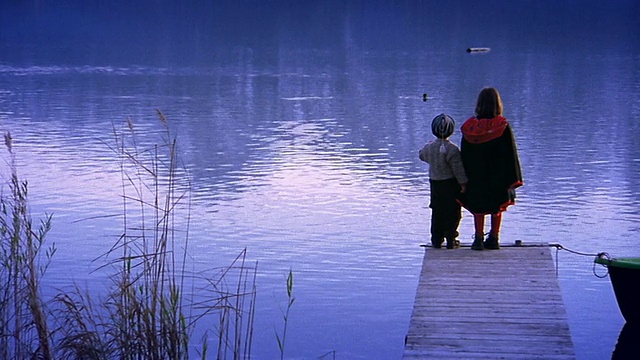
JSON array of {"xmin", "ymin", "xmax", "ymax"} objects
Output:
[
  {"xmin": 418, "ymin": 241, "xmax": 612, "ymax": 278},
  {"xmin": 549, "ymin": 243, "xmax": 610, "ymax": 278}
]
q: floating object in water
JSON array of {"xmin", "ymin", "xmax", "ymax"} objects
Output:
[
  {"xmin": 422, "ymin": 93, "xmax": 428, "ymax": 102},
  {"xmin": 595, "ymin": 254, "xmax": 640, "ymax": 323},
  {"xmin": 466, "ymin": 47, "xmax": 491, "ymax": 53}
]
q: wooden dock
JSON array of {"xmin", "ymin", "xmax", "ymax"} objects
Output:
[{"xmin": 403, "ymin": 244, "xmax": 575, "ymax": 359}]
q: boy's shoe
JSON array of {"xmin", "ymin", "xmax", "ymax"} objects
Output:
[
  {"xmin": 446, "ymin": 239, "xmax": 460, "ymax": 249},
  {"xmin": 484, "ymin": 234, "xmax": 500, "ymax": 250},
  {"xmin": 431, "ymin": 237, "xmax": 444, "ymax": 248},
  {"xmin": 471, "ymin": 234, "xmax": 484, "ymax": 251}
]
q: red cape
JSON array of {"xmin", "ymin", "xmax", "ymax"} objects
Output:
[{"xmin": 461, "ymin": 116, "xmax": 508, "ymax": 144}]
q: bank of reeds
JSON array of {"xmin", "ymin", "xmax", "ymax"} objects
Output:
[
  {"xmin": 0, "ymin": 111, "xmax": 257, "ymax": 359},
  {"xmin": 0, "ymin": 132, "xmax": 55, "ymax": 359}
]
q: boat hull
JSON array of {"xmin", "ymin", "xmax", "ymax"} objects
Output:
[
  {"xmin": 595, "ymin": 256, "xmax": 640, "ymax": 323},
  {"xmin": 609, "ymin": 265, "xmax": 640, "ymax": 323}
]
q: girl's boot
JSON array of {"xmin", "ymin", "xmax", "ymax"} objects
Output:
[
  {"xmin": 484, "ymin": 233, "xmax": 500, "ymax": 250},
  {"xmin": 471, "ymin": 234, "xmax": 484, "ymax": 250}
]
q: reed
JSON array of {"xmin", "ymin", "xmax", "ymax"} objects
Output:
[
  {"xmin": 0, "ymin": 111, "xmax": 257, "ymax": 359},
  {"xmin": 60, "ymin": 110, "xmax": 256, "ymax": 359},
  {"xmin": 0, "ymin": 132, "xmax": 55, "ymax": 359},
  {"xmin": 275, "ymin": 269, "xmax": 295, "ymax": 360}
]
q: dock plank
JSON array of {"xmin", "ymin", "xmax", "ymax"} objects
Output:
[{"xmin": 403, "ymin": 245, "xmax": 575, "ymax": 359}]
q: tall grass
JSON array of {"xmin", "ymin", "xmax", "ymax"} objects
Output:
[
  {"xmin": 0, "ymin": 112, "xmax": 257, "ymax": 359},
  {"xmin": 275, "ymin": 269, "xmax": 295, "ymax": 360},
  {"xmin": 0, "ymin": 133, "xmax": 55, "ymax": 359}
]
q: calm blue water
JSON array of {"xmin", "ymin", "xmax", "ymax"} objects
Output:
[{"xmin": 1, "ymin": 1, "xmax": 639, "ymax": 359}]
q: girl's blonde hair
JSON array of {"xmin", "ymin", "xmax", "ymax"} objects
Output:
[{"xmin": 475, "ymin": 87, "xmax": 503, "ymax": 119}]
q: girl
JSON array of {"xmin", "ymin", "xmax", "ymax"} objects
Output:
[{"xmin": 458, "ymin": 88, "xmax": 523, "ymax": 250}]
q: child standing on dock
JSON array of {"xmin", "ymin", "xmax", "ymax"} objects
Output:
[
  {"xmin": 419, "ymin": 114, "xmax": 468, "ymax": 249},
  {"xmin": 458, "ymin": 87, "xmax": 523, "ymax": 250}
]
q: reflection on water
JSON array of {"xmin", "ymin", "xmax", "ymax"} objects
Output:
[
  {"xmin": 0, "ymin": 49, "xmax": 638, "ymax": 358},
  {"xmin": 1, "ymin": 3, "xmax": 640, "ymax": 358},
  {"xmin": 2, "ymin": 50, "xmax": 638, "ymax": 358},
  {"xmin": 612, "ymin": 323, "xmax": 640, "ymax": 360}
]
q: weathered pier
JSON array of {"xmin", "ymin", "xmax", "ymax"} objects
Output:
[{"xmin": 404, "ymin": 244, "xmax": 575, "ymax": 359}]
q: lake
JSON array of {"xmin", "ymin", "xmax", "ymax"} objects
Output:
[{"xmin": 1, "ymin": 1, "xmax": 639, "ymax": 359}]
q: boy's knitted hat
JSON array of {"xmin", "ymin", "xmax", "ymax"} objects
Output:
[{"xmin": 431, "ymin": 113, "xmax": 455, "ymax": 139}]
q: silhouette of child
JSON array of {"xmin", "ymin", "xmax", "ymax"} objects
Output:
[
  {"xmin": 419, "ymin": 113, "xmax": 468, "ymax": 249},
  {"xmin": 458, "ymin": 88, "xmax": 523, "ymax": 250}
]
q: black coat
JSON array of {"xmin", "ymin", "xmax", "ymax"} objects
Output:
[{"xmin": 458, "ymin": 120, "xmax": 523, "ymax": 214}]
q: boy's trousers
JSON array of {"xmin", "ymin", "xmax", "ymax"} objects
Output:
[{"xmin": 429, "ymin": 178, "xmax": 462, "ymax": 241}]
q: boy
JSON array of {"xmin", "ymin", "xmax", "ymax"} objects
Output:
[{"xmin": 418, "ymin": 113, "xmax": 468, "ymax": 249}]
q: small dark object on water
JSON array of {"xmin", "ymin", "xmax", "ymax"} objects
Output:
[
  {"xmin": 466, "ymin": 47, "xmax": 491, "ymax": 53},
  {"xmin": 422, "ymin": 93, "xmax": 428, "ymax": 102}
]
